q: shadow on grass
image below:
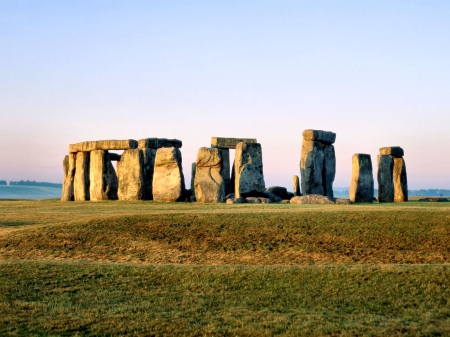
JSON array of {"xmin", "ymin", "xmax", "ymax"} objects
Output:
[{"xmin": 0, "ymin": 221, "xmax": 36, "ymax": 227}]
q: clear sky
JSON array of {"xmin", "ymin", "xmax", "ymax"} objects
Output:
[{"xmin": 1, "ymin": 1, "xmax": 449, "ymax": 189}]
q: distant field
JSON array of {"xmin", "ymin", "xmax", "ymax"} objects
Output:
[
  {"xmin": 0, "ymin": 185, "xmax": 61, "ymax": 200},
  {"xmin": 0, "ymin": 200, "xmax": 449, "ymax": 335}
]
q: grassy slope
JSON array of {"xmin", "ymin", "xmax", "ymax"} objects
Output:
[
  {"xmin": 0, "ymin": 185, "xmax": 61, "ymax": 200},
  {"xmin": 0, "ymin": 200, "xmax": 449, "ymax": 335}
]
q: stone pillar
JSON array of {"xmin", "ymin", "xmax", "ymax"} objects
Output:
[
  {"xmin": 152, "ymin": 147, "xmax": 185, "ymax": 202},
  {"xmin": 74, "ymin": 152, "xmax": 90, "ymax": 201},
  {"xmin": 393, "ymin": 157, "xmax": 408, "ymax": 202},
  {"xmin": 219, "ymin": 148, "xmax": 231, "ymax": 195},
  {"xmin": 300, "ymin": 140, "xmax": 324, "ymax": 195},
  {"xmin": 190, "ymin": 162, "xmax": 196, "ymax": 198},
  {"xmin": 61, "ymin": 153, "xmax": 76, "ymax": 201},
  {"xmin": 377, "ymin": 155, "xmax": 394, "ymax": 202},
  {"xmin": 292, "ymin": 175, "xmax": 301, "ymax": 196},
  {"xmin": 349, "ymin": 154, "xmax": 374, "ymax": 203},
  {"xmin": 142, "ymin": 148, "xmax": 156, "ymax": 200},
  {"xmin": 194, "ymin": 147, "xmax": 225, "ymax": 203},
  {"xmin": 322, "ymin": 144, "xmax": 336, "ymax": 198},
  {"xmin": 235, "ymin": 142, "xmax": 265, "ymax": 199},
  {"xmin": 117, "ymin": 149, "xmax": 145, "ymax": 201},
  {"xmin": 89, "ymin": 150, "xmax": 118, "ymax": 201}
]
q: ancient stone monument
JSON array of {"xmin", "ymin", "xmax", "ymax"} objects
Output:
[
  {"xmin": 61, "ymin": 153, "xmax": 76, "ymax": 201},
  {"xmin": 377, "ymin": 146, "xmax": 407, "ymax": 202},
  {"xmin": 292, "ymin": 175, "xmax": 301, "ymax": 196},
  {"xmin": 349, "ymin": 154, "xmax": 374, "ymax": 203},
  {"xmin": 194, "ymin": 147, "xmax": 225, "ymax": 203},
  {"xmin": 152, "ymin": 147, "xmax": 185, "ymax": 202},
  {"xmin": 234, "ymin": 142, "xmax": 265, "ymax": 198},
  {"xmin": 74, "ymin": 151, "xmax": 90, "ymax": 201},
  {"xmin": 117, "ymin": 149, "xmax": 145, "ymax": 201},
  {"xmin": 300, "ymin": 129, "xmax": 336, "ymax": 197}
]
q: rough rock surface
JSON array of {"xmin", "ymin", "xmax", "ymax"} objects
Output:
[
  {"xmin": 393, "ymin": 157, "xmax": 408, "ymax": 202},
  {"xmin": 261, "ymin": 190, "xmax": 282, "ymax": 202},
  {"xmin": 138, "ymin": 138, "xmax": 182, "ymax": 149},
  {"xmin": 377, "ymin": 155, "xmax": 394, "ymax": 203},
  {"xmin": 322, "ymin": 144, "xmax": 336, "ymax": 197},
  {"xmin": 142, "ymin": 148, "xmax": 156, "ymax": 200},
  {"xmin": 152, "ymin": 147, "xmax": 185, "ymax": 202},
  {"xmin": 302, "ymin": 130, "xmax": 336, "ymax": 144},
  {"xmin": 117, "ymin": 149, "xmax": 145, "ymax": 201},
  {"xmin": 379, "ymin": 146, "xmax": 404, "ymax": 158},
  {"xmin": 219, "ymin": 148, "xmax": 231, "ymax": 195},
  {"xmin": 61, "ymin": 154, "xmax": 76, "ymax": 201},
  {"xmin": 335, "ymin": 198, "xmax": 353, "ymax": 205},
  {"xmin": 418, "ymin": 197, "xmax": 448, "ymax": 202},
  {"xmin": 349, "ymin": 154, "xmax": 374, "ymax": 203},
  {"xmin": 292, "ymin": 175, "xmax": 301, "ymax": 196},
  {"xmin": 211, "ymin": 137, "xmax": 257, "ymax": 149},
  {"xmin": 190, "ymin": 163, "xmax": 196, "ymax": 198},
  {"xmin": 69, "ymin": 139, "xmax": 137, "ymax": 153},
  {"xmin": 89, "ymin": 150, "xmax": 118, "ymax": 201},
  {"xmin": 300, "ymin": 140, "xmax": 324, "ymax": 195},
  {"xmin": 226, "ymin": 197, "xmax": 244, "ymax": 204},
  {"xmin": 290, "ymin": 194, "xmax": 335, "ymax": 205},
  {"xmin": 225, "ymin": 193, "xmax": 235, "ymax": 200},
  {"xmin": 235, "ymin": 142, "xmax": 265, "ymax": 198},
  {"xmin": 74, "ymin": 152, "xmax": 90, "ymax": 201},
  {"xmin": 194, "ymin": 147, "xmax": 225, "ymax": 203},
  {"xmin": 266, "ymin": 186, "xmax": 290, "ymax": 200},
  {"xmin": 245, "ymin": 197, "xmax": 270, "ymax": 204}
]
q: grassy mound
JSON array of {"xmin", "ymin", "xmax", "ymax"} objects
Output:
[{"xmin": 2, "ymin": 210, "xmax": 449, "ymax": 265}]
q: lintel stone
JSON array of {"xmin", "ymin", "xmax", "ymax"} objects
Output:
[
  {"xmin": 138, "ymin": 138, "xmax": 182, "ymax": 149},
  {"xmin": 211, "ymin": 137, "xmax": 257, "ymax": 149},
  {"xmin": 302, "ymin": 130, "xmax": 336, "ymax": 144},
  {"xmin": 69, "ymin": 139, "xmax": 137, "ymax": 153},
  {"xmin": 379, "ymin": 146, "xmax": 404, "ymax": 158}
]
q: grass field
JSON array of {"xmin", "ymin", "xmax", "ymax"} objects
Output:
[{"xmin": 0, "ymin": 200, "xmax": 449, "ymax": 335}]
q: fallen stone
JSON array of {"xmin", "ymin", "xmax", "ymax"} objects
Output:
[
  {"xmin": 302, "ymin": 130, "xmax": 336, "ymax": 144},
  {"xmin": 259, "ymin": 197, "xmax": 271, "ymax": 204},
  {"xmin": 245, "ymin": 197, "xmax": 261, "ymax": 203},
  {"xmin": 287, "ymin": 192, "xmax": 295, "ymax": 199},
  {"xmin": 335, "ymin": 198, "xmax": 353, "ymax": 205},
  {"xmin": 292, "ymin": 175, "xmax": 301, "ymax": 196},
  {"xmin": 74, "ymin": 152, "xmax": 90, "ymax": 201},
  {"xmin": 281, "ymin": 200, "xmax": 290, "ymax": 204},
  {"xmin": 117, "ymin": 149, "xmax": 145, "ymax": 201},
  {"xmin": 211, "ymin": 137, "xmax": 257, "ymax": 149},
  {"xmin": 418, "ymin": 197, "xmax": 448, "ymax": 202},
  {"xmin": 194, "ymin": 147, "xmax": 225, "ymax": 203},
  {"xmin": 225, "ymin": 193, "xmax": 235, "ymax": 200},
  {"xmin": 300, "ymin": 140, "xmax": 324, "ymax": 195},
  {"xmin": 261, "ymin": 190, "xmax": 282, "ymax": 202},
  {"xmin": 393, "ymin": 157, "xmax": 408, "ymax": 202},
  {"xmin": 89, "ymin": 150, "xmax": 118, "ymax": 201},
  {"xmin": 61, "ymin": 154, "xmax": 76, "ymax": 201},
  {"xmin": 69, "ymin": 139, "xmax": 137, "ymax": 153},
  {"xmin": 377, "ymin": 155, "xmax": 394, "ymax": 203},
  {"xmin": 235, "ymin": 142, "xmax": 265, "ymax": 198},
  {"xmin": 322, "ymin": 144, "xmax": 336, "ymax": 198},
  {"xmin": 267, "ymin": 186, "xmax": 290, "ymax": 200},
  {"xmin": 379, "ymin": 147, "xmax": 404, "ymax": 158},
  {"xmin": 290, "ymin": 194, "xmax": 335, "ymax": 205},
  {"xmin": 152, "ymin": 147, "xmax": 185, "ymax": 202},
  {"xmin": 138, "ymin": 138, "xmax": 182, "ymax": 149},
  {"xmin": 349, "ymin": 154, "xmax": 374, "ymax": 203},
  {"xmin": 226, "ymin": 197, "xmax": 244, "ymax": 204}
]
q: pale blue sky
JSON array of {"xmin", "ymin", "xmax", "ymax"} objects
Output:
[{"xmin": 1, "ymin": 1, "xmax": 449, "ymax": 189}]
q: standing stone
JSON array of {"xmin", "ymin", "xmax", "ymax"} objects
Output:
[
  {"xmin": 142, "ymin": 148, "xmax": 156, "ymax": 200},
  {"xmin": 322, "ymin": 144, "xmax": 336, "ymax": 198},
  {"xmin": 349, "ymin": 154, "xmax": 374, "ymax": 203},
  {"xmin": 74, "ymin": 152, "xmax": 90, "ymax": 201},
  {"xmin": 89, "ymin": 150, "xmax": 118, "ymax": 201},
  {"xmin": 235, "ymin": 142, "xmax": 265, "ymax": 198},
  {"xmin": 194, "ymin": 147, "xmax": 225, "ymax": 203},
  {"xmin": 61, "ymin": 154, "xmax": 76, "ymax": 201},
  {"xmin": 117, "ymin": 149, "xmax": 145, "ymax": 201},
  {"xmin": 152, "ymin": 147, "xmax": 185, "ymax": 202},
  {"xmin": 377, "ymin": 155, "xmax": 394, "ymax": 203},
  {"xmin": 393, "ymin": 157, "xmax": 408, "ymax": 202},
  {"xmin": 230, "ymin": 161, "xmax": 235, "ymax": 193},
  {"xmin": 300, "ymin": 140, "xmax": 324, "ymax": 195},
  {"xmin": 292, "ymin": 175, "xmax": 301, "ymax": 196},
  {"xmin": 190, "ymin": 162, "xmax": 196, "ymax": 198},
  {"xmin": 219, "ymin": 148, "xmax": 231, "ymax": 195}
]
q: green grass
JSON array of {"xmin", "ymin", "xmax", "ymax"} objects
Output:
[{"xmin": 0, "ymin": 200, "xmax": 449, "ymax": 335}]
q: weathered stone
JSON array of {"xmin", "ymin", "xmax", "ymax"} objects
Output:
[
  {"xmin": 292, "ymin": 175, "xmax": 301, "ymax": 196},
  {"xmin": 262, "ymin": 190, "xmax": 282, "ymax": 202},
  {"xmin": 259, "ymin": 197, "xmax": 270, "ymax": 203},
  {"xmin": 89, "ymin": 150, "xmax": 118, "ymax": 201},
  {"xmin": 379, "ymin": 147, "xmax": 404, "ymax": 158},
  {"xmin": 211, "ymin": 137, "xmax": 257, "ymax": 149},
  {"xmin": 138, "ymin": 138, "xmax": 182, "ymax": 149},
  {"xmin": 225, "ymin": 193, "xmax": 235, "ymax": 200},
  {"xmin": 349, "ymin": 154, "xmax": 374, "ymax": 203},
  {"xmin": 244, "ymin": 197, "xmax": 271, "ymax": 204},
  {"xmin": 300, "ymin": 140, "xmax": 324, "ymax": 195},
  {"xmin": 302, "ymin": 130, "xmax": 336, "ymax": 144},
  {"xmin": 61, "ymin": 154, "xmax": 76, "ymax": 201},
  {"xmin": 418, "ymin": 197, "xmax": 448, "ymax": 202},
  {"xmin": 109, "ymin": 153, "xmax": 121, "ymax": 161},
  {"xmin": 74, "ymin": 152, "xmax": 90, "ymax": 201},
  {"xmin": 290, "ymin": 194, "xmax": 335, "ymax": 205},
  {"xmin": 152, "ymin": 147, "xmax": 185, "ymax": 202},
  {"xmin": 194, "ymin": 147, "xmax": 225, "ymax": 203},
  {"xmin": 117, "ymin": 149, "xmax": 145, "ymax": 201},
  {"xmin": 219, "ymin": 148, "xmax": 231, "ymax": 195},
  {"xmin": 267, "ymin": 186, "xmax": 290, "ymax": 200},
  {"xmin": 287, "ymin": 192, "xmax": 295, "ymax": 199},
  {"xmin": 190, "ymin": 162, "xmax": 196, "ymax": 198},
  {"xmin": 393, "ymin": 157, "xmax": 408, "ymax": 202},
  {"xmin": 235, "ymin": 142, "xmax": 265, "ymax": 198},
  {"xmin": 377, "ymin": 155, "xmax": 394, "ymax": 203},
  {"xmin": 322, "ymin": 145, "xmax": 335, "ymax": 197},
  {"xmin": 335, "ymin": 198, "xmax": 353, "ymax": 205},
  {"xmin": 142, "ymin": 148, "xmax": 156, "ymax": 200},
  {"xmin": 69, "ymin": 139, "xmax": 137, "ymax": 153},
  {"xmin": 226, "ymin": 197, "xmax": 244, "ymax": 204}
]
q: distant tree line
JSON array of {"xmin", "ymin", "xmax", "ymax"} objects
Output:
[
  {"xmin": 0, "ymin": 180, "xmax": 6, "ymax": 185},
  {"xmin": 8, "ymin": 180, "xmax": 62, "ymax": 188},
  {"xmin": 333, "ymin": 188, "xmax": 450, "ymax": 197}
]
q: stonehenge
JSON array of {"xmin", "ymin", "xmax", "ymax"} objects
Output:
[
  {"xmin": 234, "ymin": 142, "xmax": 265, "ymax": 198},
  {"xmin": 61, "ymin": 153, "xmax": 76, "ymax": 201},
  {"xmin": 74, "ymin": 152, "xmax": 90, "ymax": 201},
  {"xmin": 292, "ymin": 175, "xmax": 301, "ymax": 196},
  {"xmin": 377, "ymin": 147, "xmax": 407, "ymax": 202},
  {"xmin": 349, "ymin": 154, "xmax": 374, "ymax": 203},
  {"xmin": 194, "ymin": 148, "xmax": 224, "ymax": 203},
  {"xmin": 152, "ymin": 147, "xmax": 185, "ymax": 202},
  {"xmin": 117, "ymin": 149, "xmax": 145, "ymax": 201},
  {"xmin": 300, "ymin": 129, "xmax": 336, "ymax": 197},
  {"xmin": 89, "ymin": 150, "xmax": 118, "ymax": 201}
]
